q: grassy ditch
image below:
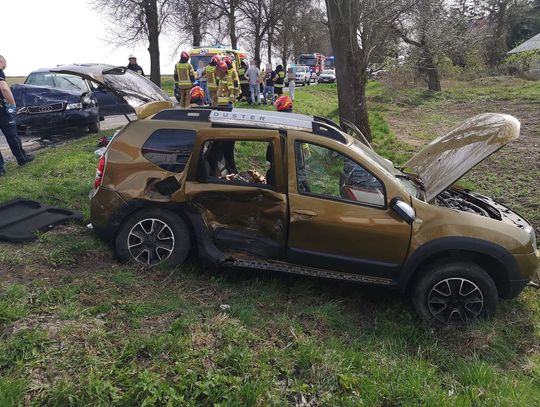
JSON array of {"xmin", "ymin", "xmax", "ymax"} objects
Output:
[{"xmin": 0, "ymin": 79, "xmax": 538, "ymax": 406}]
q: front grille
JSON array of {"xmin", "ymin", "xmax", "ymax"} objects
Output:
[{"xmin": 27, "ymin": 103, "xmax": 65, "ymax": 114}]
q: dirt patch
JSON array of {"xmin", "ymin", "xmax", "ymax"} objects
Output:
[{"xmin": 388, "ymin": 100, "xmax": 540, "ymax": 233}]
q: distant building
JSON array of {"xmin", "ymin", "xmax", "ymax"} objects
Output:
[{"xmin": 508, "ymin": 33, "xmax": 540, "ymax": 79}]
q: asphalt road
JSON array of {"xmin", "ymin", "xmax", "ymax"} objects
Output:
[{"xmin": 0, "ymin": 115, "xmax": 130, "ymax": 160}]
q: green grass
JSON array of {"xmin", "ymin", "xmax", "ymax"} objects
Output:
[{"xmin": 0, "ymin": 77, "xmax": 538, "ymax": 405}]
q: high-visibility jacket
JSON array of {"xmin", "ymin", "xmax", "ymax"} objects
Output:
[
  {"xmin": 175, "ymin": 62, "xmax": 195, "ymax": 89},
  {"xmin": 238, "ymin": 66, "xmax": 248, "ymax": 84},
  {"xmin": 231, "ymin": 63, "xmax": 240, "ymax": 93},
  {"xmin": 205, "ymin": 65, "xmax": 218, "ymax": 90},
  {"xmin": 275, "ymin": 70, "xmax": 286, "ymax": 88},
  {"xmin": 217, "ymin": 73, "xmax": 235, "ymax": 105}
]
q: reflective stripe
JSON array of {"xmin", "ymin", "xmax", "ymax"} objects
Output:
[
  {"xmin": 206, "ymin": 66, "xmax": 218, "ymax": 90},
  {"xmin": 176, "ymin": 63, "xmax": 193, "ymax": 88}
]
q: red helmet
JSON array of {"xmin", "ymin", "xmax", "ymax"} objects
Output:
[
  {"xmin": 180, "ymin": 51, "xmax": 189, "ymax": 61},
  {"xmin": 190, "ymin": 86, "xmax": 205, "ymax": 101},
  {"xmin": 217, "ymin": 60, "xmax": 228, "ymax": 73},
  {"xmin": 211, "ymin": 55, "xmax": 221, "ymax": 64},
  {"xmin": 222, "ymin": 56, "xmax": 233, "ymax": 68},
  {"xmin": 274, "ymin": 95, "xmax": 293, "ymax": 112}
]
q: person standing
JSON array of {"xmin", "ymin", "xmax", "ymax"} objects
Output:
[
  {"xmin": 287, "ymin": 66, "xmax": 296, "ymax": 101},
  {"xmin": 262, "ymin": 64, "xmax": 276, "ymax": 104},
  {"xmin": 204, "ymin": 56, "xmax": 221, "ymax": 107},
  {"xmin": 274, "ymin": 64, "xmax": 285, "ymax": 97},
  {"xmin": 126, "ymin": 55, "xmax": 145, "ymax": 75},
  {"xmin": 216, "ymin": 61, "xmax": 235, "ymax": 108},
  {"xmin": 0, "ymin": 55, "xmax": 33, "ymax": 176},
  {"xmin": 195, "ymin": 60, "xmax": 210, "ymax": 105},
  {"xmin": 244, "ymin": 60, "xmax": 260, "ymax": 105},
  {"xmin": 174, "ymin": 51, "xmax": 196, "ymax": 108},
  {"xmin": 237, "ymin": 60, "xmax": 249, "ymax": 102}
]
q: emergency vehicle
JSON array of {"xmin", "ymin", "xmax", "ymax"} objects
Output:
[
  {"xmin": 297, "ymin": 53, "xmax": 326, "ymax": 76},
  {"xmin": 189, "ymin": 45, "xmax": 249, "ymax": 70}
]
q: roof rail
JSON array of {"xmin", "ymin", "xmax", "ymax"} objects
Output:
[
  {"xmin": 152, "ymin": 109, "xmax": 211, "ymax": 121},
  {"xmin": 209, "ymin": 109, "xmax": 314, "ymax": 131},
  {"xmin": 151, "ymin": 107, "xmax": 348, "ymax": 144}
]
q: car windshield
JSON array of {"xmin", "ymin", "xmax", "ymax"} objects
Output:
[
  {"xmin": 25, "ymin": 72, "xmax": 87, "ymax": 91},
  {"xmin": 349, "ymin": 138, "xmax": 422, "ymax": 199},
  {"xmin": 322, "ymin": 70, "xmax": 334, "ymax": 75},
  {"xmin": 299, "ymin": 56, "xmax": 316, "ymax": 66},
  {"xmin": 190, "ymin": 55, "xmax": 212, "ymax": 70}
]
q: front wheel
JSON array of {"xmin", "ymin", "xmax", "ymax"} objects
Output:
[
  {"xmin": 89, "ymin": 121, "xmax": 101, "ymax": 134},
  {"xmin": 115, "ymin": 208, "xmax": 190, "ymax": 267},
  {"xmin": 411, "ymin": 261, "xmax": 498, "ymax": 326}
]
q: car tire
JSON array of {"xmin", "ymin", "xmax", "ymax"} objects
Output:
[
  {"xmin": 115, "ymin": 208, "xmax": 191, "ymax": 267},
  {"xmin": 89, "ymin": 121, "xmax": 101, "ymax": 134},
  {"xmin": 411, "ymin": 260, "xmax": 498, "ymax": 326}
]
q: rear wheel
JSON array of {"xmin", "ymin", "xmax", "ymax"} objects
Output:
[
  {"xmin": 411, "ymin": 260, "xmax": 498, "ymax": 326},
  {"xmin": 115, "ymin": 208, "xmax": 190, "ymax": 267}
]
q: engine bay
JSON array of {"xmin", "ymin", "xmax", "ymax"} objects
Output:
[{"xmin": 436, "ymin": 188, "xmax": 502, "ymax": 219}]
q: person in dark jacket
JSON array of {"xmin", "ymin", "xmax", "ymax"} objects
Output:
[
  {"xmin": 126, "ymin": 55, "xmax": 145, "ymax": 76},
  {"xmin": 237, "ymin": 60, "xmax": 249, "ymax": 101},
  {"xmin": 0, "ymin": 55, "xmax": 33, "ymax": 176},
  {"xmin": 274, "ymin": 64, "xmax": 285, "ymax": 96}
]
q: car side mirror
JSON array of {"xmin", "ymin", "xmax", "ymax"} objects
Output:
[{"xmin": 391, "ymin": 198, "xmax": 415, "ymax": 224}]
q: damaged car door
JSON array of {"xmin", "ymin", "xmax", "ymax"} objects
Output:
[{"xmin": 186, "ymin": 129, "xmax": 287, "ymax": 259}]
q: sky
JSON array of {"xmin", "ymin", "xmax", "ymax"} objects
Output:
[{"xmin": 1, "ymin": 0, "xmax": 184, "ymax": 77}]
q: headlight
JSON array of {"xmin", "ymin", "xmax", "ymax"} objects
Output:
[
  {"xmin": 82, "ymin": 95, "xmax": 95, "ymax": 106},
  {"xmin": 66, "ymin": 103, "xmax": 83, "ymax": 110}
]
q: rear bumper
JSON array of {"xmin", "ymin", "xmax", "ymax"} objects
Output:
[{"xmin": 89, "ymin": 186, "xmax": 127, "ymax": 242}]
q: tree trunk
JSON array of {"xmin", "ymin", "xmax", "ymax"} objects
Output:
[
  {"xmin": 229, "ymin": 3, "xmax": 238, "ymax": 49},
  {"xmin": 254, "ymin": 37, "xmax": 262, "ymax": 68},
  {"xmin": 267, "ymin": 27, "xmax": 274, "ymax": 63},
  {"xmin": 325, "ymin": 0, "xmax": 371, "ymax": 141},
  {"xmin": 487, "ymin": 0, "xmax": 509, "ymax": 69},
  {"xmin": 419, "ymin": 48, "xmax": 441, "ymax": 91},
  {"xmin": 191, "ymin": 2, "xmax": 202, "ymax": 46},
  {"xmin": 145, "ymin": 0, "xmax": 161, "ymax": 86}
]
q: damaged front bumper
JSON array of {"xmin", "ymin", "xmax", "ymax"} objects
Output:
[{"xmin": 528, "ymin": 249, "xmax": 540, "ymax": 289}]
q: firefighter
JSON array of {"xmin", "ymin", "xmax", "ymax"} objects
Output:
[
  {"xmin": 189, "ymin": 86, "xmax": 206, "ymax": 107},
  {"xmin": 216, "ymin": 61, "xmax": 235, "ymax": 107},
  {"xmin": 274, "ymin": 95, "xmax": 293, "ymax": 112},
  {"xmin": 223, "ymin": 56, "xmax": 240, "ymax": 100},
  {"xmin": 174, "ymin": 51, "xmax": 195, "ymax": 108},
  {"xmin": 237, "ymin": 60, "xmax": 249, "ymax": 101},
  {"xmin": 204, "ymin": 56, "xmax": 220, "ymax": 107},
  {"xmin": 274, "ymin": 64, "xmax": 286, "ymax": 97}
]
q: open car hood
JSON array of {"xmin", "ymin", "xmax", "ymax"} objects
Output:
[
  {"xmin": 404, "ymin": 113, "xmax": 520, "ymax": 202},
  {"xmin": 48, "ymin": 64, "xmax": 172, "ymax": 109}
]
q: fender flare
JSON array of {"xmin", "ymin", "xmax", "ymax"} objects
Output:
[{"xmin": 397, "ymin": 237, "xmax": 522, "ymax": 297}]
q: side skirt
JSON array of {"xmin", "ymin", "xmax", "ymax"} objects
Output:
[{"xmin": 224, "ymin": 257, "xmax": 396, "ymax": 286}]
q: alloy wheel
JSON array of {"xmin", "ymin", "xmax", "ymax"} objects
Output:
[
  {"xmin": 428, "ymin": 278, "xmax": 484, "ymax": 324},
  {"xmin": 127, "ymin": 218, "xmax": 175, "ymax": 266}
]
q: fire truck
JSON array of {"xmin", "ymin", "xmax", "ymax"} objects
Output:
[{"xmin": 297, "ymin": 53, "xmax": 326, "ymax": 76}]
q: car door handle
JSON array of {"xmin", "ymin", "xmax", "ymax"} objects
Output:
[{"xmin": 294, "ymin": 209, "xmax": 318, "ymax": 218}]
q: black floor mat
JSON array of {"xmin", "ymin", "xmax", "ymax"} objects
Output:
[{"xmin": 0, "ymin": 199, "xmax": 83, "ymax": 242}]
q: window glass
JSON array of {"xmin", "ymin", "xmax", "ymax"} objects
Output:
[
  {"xmin": 142, "ymin": 129, "xmax": 196, "ymax": 173},
  {"xmin": 296, "ymin": 142, "xmax": 385, "ymax": 207},
  {"xmin": 25, "ymin": 73, "xmax": 86, "ymax": 91},
  {"xmin": 201, "ymin": 140, "xmax": 273, "ymax": 186}
]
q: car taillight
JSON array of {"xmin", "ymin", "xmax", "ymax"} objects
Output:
[{"xmin": 94, "ymin": 155, "xmax": 106, "ymax": 189}]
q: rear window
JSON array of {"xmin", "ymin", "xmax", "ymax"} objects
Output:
[{"xmin": 142, "ymin": 129, "xmax": 196, "ymax": 173}]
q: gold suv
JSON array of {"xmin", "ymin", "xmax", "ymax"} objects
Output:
[{"xmin": 55, "ymin": 65, "xmax": 540, "ymax": 325}]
